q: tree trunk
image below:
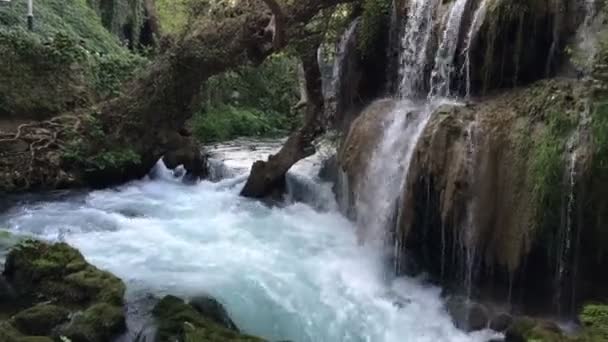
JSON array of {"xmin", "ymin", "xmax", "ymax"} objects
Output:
[
  {"xmin": 240, "ymin": 39, "xmax": 325, "ymax": 198},
  {"xmin": 0, "ymin": 0, "xmax": 354, "ymax": 192}
]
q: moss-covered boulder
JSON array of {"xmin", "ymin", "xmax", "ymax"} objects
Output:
[
  {"xmin": 3, "ymin": 240, "xmax": 125, "ymax": 306},
  {"xmin": 505, "ymin": 317, "xmax": 566, "ymax": 342},
  {"xmin": 11, "ymin": 304, "xmax": 70, "ymax": 336},
  {"xmin": 59, "ymin": 303, "xmax": 126, "ymax": 342},
  {"xmin": 152, "ymin": 295, "xmax": 264, "ymax": 342},
  {"xmin": 0, "ymin": 240, "xmax": 127, "ymax": 342}
]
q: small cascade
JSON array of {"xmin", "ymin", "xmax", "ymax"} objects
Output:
[
  {"xmin": 554, "ymin": 150, "xmax": 578, "ymax": 314},
  {"xmin": 576, "ymin": 0, "xmax": 601, "ymax": 73},
  {"xmin": 355, "ymin": 102, "xmax": 435, "ymax": 249},
  {"xmin": 429, "ymin": 0, "xmax": 472, "ymax": 98},
  {"xmin": 463, "ymin": 0, "xmax": 491, "ymax": 98},
  {"xmin": 398, "ymin": 0, "xmax": 440, "ymax": 98},
  {"xmin": 462, "ymin": 119, "xmax": 479, "ymax": 299},
  {"xmin": 326, "ymin": 19, "xmax": 361, "ymax": 123}
]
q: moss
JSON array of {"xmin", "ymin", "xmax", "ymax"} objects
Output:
[
  {"xmin": 153, "ymin": 295, "xmax": 264, "ymax": 342},
  {"xmin": 579, "ymin": 304, "xmax": 608, "ymax": 341},
  {"xmin": 0, "ymin": 321, "xmax": 54, "ymax": 342},
  {"xmin": 59, "ymin": 303, "xmax": 126, "ymax": 342},
  {"xmin": 11, "ymin": 304, "xmax": 70, "ymax": 336},
  {"xmin": 4, "ymin": 240, "xmax": 125, "ymax": 307}
]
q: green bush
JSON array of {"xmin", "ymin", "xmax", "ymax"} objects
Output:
[
  {"xmin": 0, "ymin": 0, "xmax": 124, "ymax": 53},
  {"xmin": 192, "ymin": 105, "xmax": 288, "ymax": 143},
  {"xmin": 90, "ymin": 52, "xmax": 147, "ymax": 97}
]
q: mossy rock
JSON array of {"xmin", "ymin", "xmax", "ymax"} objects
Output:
[
  {"xmin": 3, "ymin": 240, "xmax": 125, "ymax": 307},
  {"xmin": 505, "ymin": 317, "xmax": 567, "ymax": 342},
  {"xmin": 11, "ymin": 304, "xmax": 70, "ymax": 336},
  {"xmin": 1, "ymin": 240, "xmax": 127, "ymax": 342},
  {"xmin": 579, "ymin": 304, "xmax": 608, "ymax": 341},
  {"xmin": 152, "ymin": 295, "xmax": 264, "ymax": 342},
  {"xmin": 58, "ymin": 303, "xmax": 126, "ymax": 342},
  {"xmin": 0, "ymin": 321, "xmax": 54, "ymax": 342}
]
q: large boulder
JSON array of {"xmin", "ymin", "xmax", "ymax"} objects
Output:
[
  {"xmin": 152, "ymin": 295, "xmax": 263, "ymax": 342},
  {"xmin": 0, "ymin": 240, "xmax": 127, "ymax": 342}
]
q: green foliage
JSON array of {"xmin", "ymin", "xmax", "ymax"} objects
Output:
[
  {"xmin": 358, "ymin": 0, "xmax": 390, "ymax": 55},
  {"xmin": 155, "ymin": 0, "xmax": 190, "ymax": 34},
  {"xmin": 0, "ymin": 0, "xmax": 124, "ymax": 53},
  {"xmin": 193, "ymin": 105, "xmax": 288, "ymax": 143},
  {"xmin": 62, "ymin": 116, "xmax": 141, "ymax": 172},
  {"xmin": 580, "ymin": 304, "xmax": 608, "ymax": 341},
  {"xmin": 90, "ymin": 52, "xmax": 147, "ymax": 97},
  {"xmin": 529, "ymin": 110, "xmax": 577, "ymax": 253},
  {"xmin": 193, "ymin": 55, "xmax": 299, "ymax": 142},
  {"xmin": 0, "ymin": 1, "xmax": 146, "ymax": 119}
]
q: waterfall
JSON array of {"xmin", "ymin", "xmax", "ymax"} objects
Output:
[
  {"xmin": 463, "ymin": 0, "xmax": 491, "ymax": 98},
  {"xmin": 429, "ymin": 0, "xmax": 471, "ymax": 98},
  {"xmin": 355, "ymin": 102, "xmax": 435, "ymax": 247},
  {"xmin": 398, "ymin": 0, "xmax": 439, "ymax": 98},
  {"xmin": 554, "ymin": 150, "xmax": 578, "ymax": 314},
  {"xmin": 463, "ymin": 119, "xmax": 479, "ymax": 299},
  {"xmin": 576, "ymin": 0, "xmax": 601, "ymax": 73}
]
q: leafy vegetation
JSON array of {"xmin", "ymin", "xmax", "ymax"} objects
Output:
[
  {"xmin": 62, "ymin": 115, "xmax": 141, "ymax": 172},
  {"xmin": 192, "ymin": 55, "xmax": 300, "ymax": 142},
  {"xmin": 359, "ymin": 0, "xmax": 390, "ymax": 54},
  {"xmin": 0, "ymin": 0, "xmax": 124, "ymax": 53},
  {"xmin": 0, "ymin": 0, "xmax": 146, "ymax": 118}
]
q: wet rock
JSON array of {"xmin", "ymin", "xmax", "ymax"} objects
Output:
[
  {"xmin": 59, "ymin": 303, "xmax": 126, "ymax": 342},
  {"xmin": 152, "ymin": 295, "xmax": 263, "ymax": 342},
  {"xmin": 189, "ymin": 295, "xmax": 239, "ymax": 332},
  {"xmin": 504, "ymin": 317, "xmax": 563, "ymax": 342},
  {"xmin": 446, "ymin": 296, "xmax": 489, "ymax": 332},
  {"xmin": 0, "ymin": 275, "xmax": 15, "ymax": 302},
  {"xmin": 1, "ymin": 240, "xmax": 127, "ymax": 341},
  {"xmin": 489, "ymin": 312, "xmax": 513, "ymax": 332},
  {"xmin": 3, "ymin": 240, "xmax": 125, "ymax": 307},
  {"xmin": 12, "ymin": 304, "xmax": 70, "ymax": 335},
  {"xmin": 0, "ymin": 321, "xmax": 53, "ymax": 342},
  {"xmin": 163, "ymin": 137, "xmax": 208, "ymax": 180}
]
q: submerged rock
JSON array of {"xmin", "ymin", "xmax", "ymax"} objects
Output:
[
  {"xmin": 446, "ymin": 296, "xmax": 489, "ymax": 332},
  {"xmin": 189, "ymin": 295, "xmax": 239, "ymax": 332},
  {"xmin": 0, "ymin": 240, "xmax": 127, "ymax": 342},
  {"xmin": 152, "ymin": 295, "xmax": 263, "ymax": 342}
]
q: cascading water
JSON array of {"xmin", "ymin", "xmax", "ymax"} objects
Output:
[
  {"xmin": 398, "ymin": 0, "xmax": 439, "ymax": 98},
  {"xmin": 354, "ymin": 101, "xmax": 434, "ymax": 247},
  {"xmin": 0, "ymin": 142, "xmax": 498, "ymax": 342},
  {"xmin": 429, "ymin": 0, "xmax": 471, "ymax": 98},
  {"xmin": 463, "ymin": 0, "xmax": 491, "ymax": 98},
  {"xmin": 462, "ymin": 120, "xmax": 479, "ymax": 300},
  {"xmin": 554, "ymin": 150, "xmax": 578, "ymax": 315}
]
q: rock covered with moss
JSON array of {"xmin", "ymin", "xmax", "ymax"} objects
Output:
[
  {"xmin": 0, "ymin": 240, "xmax": 127, "ymax": 342},
  {"xmin": 152, "ymin": 295, "xmax": 264, "ymax": 342}
]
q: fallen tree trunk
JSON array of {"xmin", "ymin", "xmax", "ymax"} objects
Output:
[
  {"xmin": 240, "ymin": 39, "xmax": 325, "ymax": 198},
  {"xmin": 0, "ymin": 0, "xmax": 354, "ymax": 192}
]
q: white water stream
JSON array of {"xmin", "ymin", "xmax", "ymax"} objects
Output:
[{"xmin": 0, "ymin": 141, "xmax": 497, "ymax": 342}]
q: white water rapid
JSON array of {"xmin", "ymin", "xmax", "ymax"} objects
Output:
[{"xmin": 0, "ymin": 140, "xmax": 497, "ymax": 342}]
